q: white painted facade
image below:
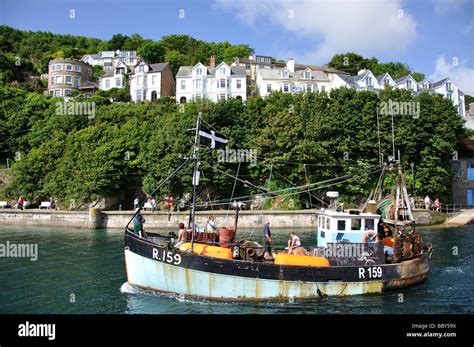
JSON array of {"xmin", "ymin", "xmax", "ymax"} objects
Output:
[
  {"xmin": 256, "ymin": 59, "xmax": 331, "ymax": 97},
  {"xmin": 129, "ymin": 62, "xmax": 164, "ymax": 102},
  {"xmin": 82, "ymin": 50, "xmax": 138, "ymax": 71},
  {"xmin": 99, "ymin": 62, "xmax": 129, "ymax": 91},
  {"xmin": 175, "ymin": 62, "xmax": 247, "ymax": 103},
  {"xmin": 431, "ymin": 78, "xmax": 466, "ymax": 118}
]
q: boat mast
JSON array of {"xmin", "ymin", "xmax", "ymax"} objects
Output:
[{"xmin": 190, "ymin": 112, "xmax": 202, "ymax": 251}]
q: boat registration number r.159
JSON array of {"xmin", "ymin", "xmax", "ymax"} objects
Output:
[
  {"xmin": 358, "ymin": 266, "xmax": 382, "ymax": 279},
  {"xmin": 152, "ymin": 248, "xmax": 182, "ymax": 265}
]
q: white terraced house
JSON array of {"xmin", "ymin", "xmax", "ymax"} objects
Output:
[
  {"xmin": 82, "ymin": 50, "xmax": 138, "ymax": 71},
  {"xmin": 255, "ymin": 58, "xmax": 331, "ymax": 97},
  {"xmin": 99, "ymin": 62, "xmax": 130, "ymax": 90},
  {"xmin": 175, "ymin": 56, "xmax": 247, "ymax": 103},
  {"xmin": 328, "ymin": 69, "xmax": 466, "ymax": 118},
  {"xmin": 129, "ymin": 61, "xmax": 175, "ymax": 102}
]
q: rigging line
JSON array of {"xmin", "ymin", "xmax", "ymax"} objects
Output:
[
  {"xmin": 125, "ymin": 158, "xmax": 192, "ymax": 231},
  {"xmin": 196, "ymin": 164, "xmax": 383, "ymax": 207},
  {"xmin": 228, "ymin": 159, "xmax": 242, "ymax": 211},
  {"xmin": 250, "ymin": 163, "xmax": 272, "ymax": 240},
  {"xmin": 194, "ymin": 167, "xmax": 384, "ymax": 208}
]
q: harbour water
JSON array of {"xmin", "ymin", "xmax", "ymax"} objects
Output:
[{"xmin": 0, "ymin": 224, "xmax": 473, "ymax": 314}]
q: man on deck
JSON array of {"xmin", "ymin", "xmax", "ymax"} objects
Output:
[{"xmin": 263, "ymin": 221, "xmax": 273, "ymax": 259}]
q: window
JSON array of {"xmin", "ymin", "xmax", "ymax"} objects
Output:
[
  {"xmin": 50, "ymin": 77, "xmax": 55, "ymax": 84},
  {"xmin": 219, "ymin": 78, "xmax": 226, "ymax": 88},
  {"xmin": 219, "ymin": 93, "xmax": 226, "ymax": 100},
  {"xmin": 65, "ymin": 76, "xmax": 72, "ymax": 84},
  {"xmin": 105, "ymin": 79, "xmax": 110, "ymax": 89},
  {"xmin": 283, "ymin": 84, "xmax": 289, "ymax": 93},
  {"xmin": 366, "ymin": 77, "xmax": 372, "ymax": 86},
  {"xmin": 56, "ymin": 76, "xmax": 63, "ymax": 84},
  {"xmin": 66, "ymin": 65, "xmax": 72, "ymax": 71},
  {"xmin": 320, "ymin": 230, "xmax": 325, "ymax": 238},
  {"xmin": 236, "ymin": 80, "xmax": 242, "ymax": 89},
  {"xmin": 64, "ymin": 89, "xmax": 71, "ymax": 96},
  {"xmin": 337, "ymin": 220, "xmax": 346, "ymax": 231},
  {"xmin": 74, "ymin": 65, "xmax": 81, "ymax": 72},
  {"xmin": 136, "ymin": 90, "xmax": 142, "ymax": 101},
  {"xmin": 73, "ymin": 77, "xmax": 80, "ymax": 88},
  {"xmin": 468, "ymin": 190, "xmax": 474, "ymax": 206},
  {"xmin": 116, "ymin": 77, "xmax": 121, "ymax": 87},
  {"xmin": 281, "ymin": 69, "xmax": 289, "ymax": 78},
  {"xmin": 195, "ymin": 79, "xmax": 202, "ymax": 89},
  {"xmin": 365, "ymin": 219, "xmax": 374, "ymax": 230},
  {"xmin": 152, "ymin": 75, "xmax": 157, "ymax": 85},
  {"xmin": 321, "ymin": 86, "xmax": 326, "ymax": 92},
  {"xmin": 267, "ymin": 84, "xmax": 272, "ymax": 93},
  {"xmin": 138, "ymin": 64, "xmax": 144, "ymax": 72},
  {"xmin": 351, "ymin": 219, "xmax": 361, "ymax": 230},
  {"xmin": 468, "ymin": 163, "xmax": 474, "ymax": 181},
  {"xmin": 195, "ymin": 94, "xmax": 202, "ymax": 101},
  {"xmin": 406, "ymin": 80, "xmax": 412, "ymax": 89},
  {"xmin": 306, "ymin": 84, "xmax": 312, "ymax": 92},
  {"xmin": 55, "ymin": 64, "xmax": 63, "ymax": 71},
  {"xmin": 181, "ymin": 80, "xmax": 186, "ymax": 90},
  {"xmin": 220, "ymin": 67, "xmax": 226, "ymax": 75},
  {"xmin": 452, "ymin": 161, "xmax": 461, "ymax": 177},
  {"xmin": 54, "ymin": 89, "xmax": 61, "ymax": 97},
  {"xmin": 304, "ymin": 71, "xmax": 311, "ymax": 79},
  {"xmin": 446, "ymin": 82, "xmax": 452, "ymax": 91},
  {"xmin": 196, "ymin": 68, "xmax": 202, "ymax": 75},
  {"xmin": 325, "ymin": 218, "xmax": 330, "ymax": 230},
  {"xmin": 447, "ymin": 93, "xmax": 453, "ymax": 101},
  {"xmin": 137, "ymin": 76, "xmax": 143, "ymax": 85},
  {"xmin": 384, "ymin": 79, "xmax": 390, "ymax": 86}
]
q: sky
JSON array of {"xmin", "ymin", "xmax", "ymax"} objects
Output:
[{"xmin": 1, "ymin": 0, "xmax": 473, "ymax": 94}]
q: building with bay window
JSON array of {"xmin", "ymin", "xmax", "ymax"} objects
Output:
[{"xmin": 47, "ymin": 58, "xmax": 95, "ymax": 97}]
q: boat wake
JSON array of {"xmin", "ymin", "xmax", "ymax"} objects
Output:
[{"xmin": 120, "ymin": 282, "xmax": 140, "ymax": 294}]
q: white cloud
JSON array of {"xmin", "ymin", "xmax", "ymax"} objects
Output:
[
  {"xmin": 214, "ymin": 0, "xmax": 418, "ymax": 63},
  {"xmin": 429, "ymin": 55, "xmax": 474, "ymax": 95}
]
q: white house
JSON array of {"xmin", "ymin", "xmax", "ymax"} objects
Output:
[
  {"xmin": 255, "ymin": 58, "xmax": 331, "ymax": 97},
  {"xmin": 431, "ymin": 77, "xmax": 466, "ymax": 118},
  {"xmin": 82, "ymin": 50, "xmax": 138, "ymax": 71},
  {"xmin": 175, "ymin": 56, "xmax": 247, "ymax": 103},
  {"xmin": 99, "ymin": 62, "xmax": 130, "ymax": 90},
  {"xmin": 353, "ymin": 69, "xmax": 380, "ymax": 91},
  {"xmin": 394, "ymin": 75, "xmax": 419, "ymax": 93},
  {"xmin": 376, "ymin": 73, "xmax": 396, "ymax": 88},
  {"xmin": 129, "ymin": 61, "xmax": 175, "ymax": 102}
]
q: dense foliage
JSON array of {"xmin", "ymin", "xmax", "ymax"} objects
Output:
[
  {"xmin": 0, "ymin": 26, "xmax": 254, "ymax": 88},
  {"xmin": 0, "ymin": 84, "xmax": 465, "ymax": 209}
]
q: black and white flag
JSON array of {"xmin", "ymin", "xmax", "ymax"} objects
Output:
[{"xmin": 199, "ymin": 126, "xmax": 228, "ymax": 149}]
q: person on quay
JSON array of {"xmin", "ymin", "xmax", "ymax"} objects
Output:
[
  {"xmin": 133, "ymin": 197, "xmax": 139, "ymax": 209},
  {"xmin": 434, "ymin": 198, "xmax": 440, "ymax": 212},
  {"xmin": 424, "ymin": 194, "xmax": 431, "ymax": 210}
]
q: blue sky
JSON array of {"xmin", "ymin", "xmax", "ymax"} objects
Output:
[{"xmin": 1, "ymin": 0, "xmax": 473, "ymax": 94}]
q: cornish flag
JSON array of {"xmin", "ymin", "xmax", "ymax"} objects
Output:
[{"xmin": 199, "ymin": 126, "xmax": 228, "ymax": 149}]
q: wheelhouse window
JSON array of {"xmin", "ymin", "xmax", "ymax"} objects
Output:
[
  {"xmin": 364, "ymin": 219, "xmax": 374, "ymax": 230},
  {"xmin": 351, "ymin": 219, "xmax": 361, "ymax": 230},
  {"xmin": 337, "ymin": 220, "xmax": 346, "ymax": 231},
  {"xmin": 325, "ymin": 218, "xmax": 330, "ymax": 230}
]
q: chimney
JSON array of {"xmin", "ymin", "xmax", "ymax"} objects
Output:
[
  {"xmin": 286, "ymin": 58, "xmax": 295, "ymax": 73},
  {"xmin": 210, "ymin": 55, "xmax": 216, "ymax": 70}
]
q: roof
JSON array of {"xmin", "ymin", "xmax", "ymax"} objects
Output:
[
  {"xmin": 431, "ymin": 77, "xmax": 449, "ymax": 89},
  {"xmin": 394, "ymin": 75, "xmax": 416, "ymax": 84},
  {"xmin": 376, "ymin": 73, "xmax": 393, "ymax": 83},
  {"xmin": 148, "ymin": 62, "xmax": 169, "ymax": 72},
  {"xmin": 258, "ymin": 67, "xmax": 329, "ymax": 81},
  {"xmin": 335, "ymin": 73, "xmax": 355, "ymax": 85},
  {"xmin": 176, "ymin": 64, "xmax": 246, "ymax": 78}
]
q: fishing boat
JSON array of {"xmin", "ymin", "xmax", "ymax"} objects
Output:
[{"xmin": 123, "ymin": 113, "xmax": 432, "ymax": 301}]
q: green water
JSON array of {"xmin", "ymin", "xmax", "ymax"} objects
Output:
[{"xmin": 0, "ymin": 224, "xmax": 473, "ymax": 314}]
